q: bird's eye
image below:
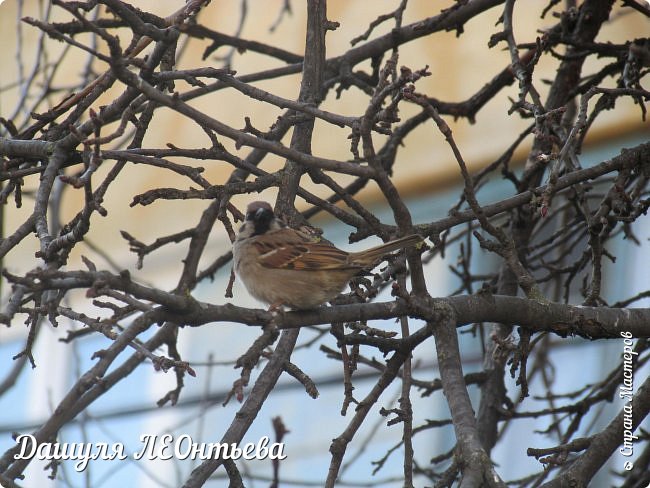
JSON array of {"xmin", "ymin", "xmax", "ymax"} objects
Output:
[{"xmin": 245, "ymin": 212, "xmax": 254, "ymax": 221}]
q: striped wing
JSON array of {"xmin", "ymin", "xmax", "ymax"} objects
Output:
[{"xmin": 252, "ymin": 230, "xmax": 355, "ymax": 270}]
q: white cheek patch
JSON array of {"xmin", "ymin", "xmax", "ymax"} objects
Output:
[{"xmin": 236, "ymin": 222, "xmax": 256, "ymax": 240}]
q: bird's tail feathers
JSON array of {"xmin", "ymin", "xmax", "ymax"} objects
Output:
[{"xmin": 350, "ymin": 234, "xmax": 422, "ymax": 266}]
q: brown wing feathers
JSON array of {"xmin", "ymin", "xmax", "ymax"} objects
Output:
[{"xmin": 255, "ymin": 231, "xmax": 421, "ymax": 271}]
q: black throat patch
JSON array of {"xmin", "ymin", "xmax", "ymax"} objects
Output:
[{"xmin": 251, "ymin": 208, "xmax": 274, "ymax": 236}]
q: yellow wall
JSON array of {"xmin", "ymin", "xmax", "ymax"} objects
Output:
[{"xmin": 0, "ymin": 1, "xmax": 647, "ymax": 276}]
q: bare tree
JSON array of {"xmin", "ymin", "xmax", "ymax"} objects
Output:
[{"xmin": 1, "ymin": 0, "xmax": 649, "ymax": 487}]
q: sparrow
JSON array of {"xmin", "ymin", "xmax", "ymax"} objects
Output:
[{"xmin": 232, "ymin": 201, "xmax": 422, "ymax": 310}]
